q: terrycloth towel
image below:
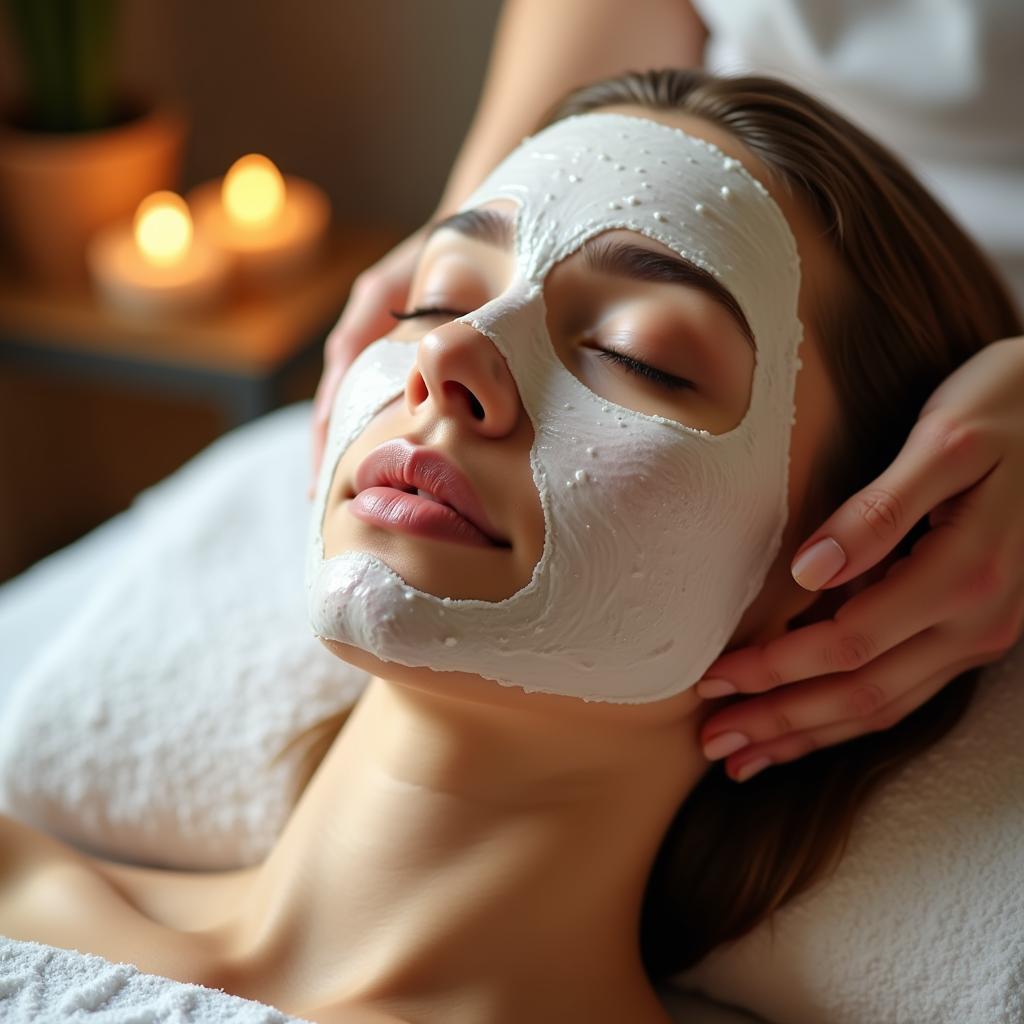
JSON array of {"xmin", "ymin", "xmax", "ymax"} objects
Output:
[
  {"xmin": 0, "ymin": 936, "xmax": 311, "ymax": 1022},
  {"xmin": 0, "ymin": 936, "xmax": 764, "ymax": 1024},
  {"xmin": 0, "ymin": 402, "xmax": 371, "ymax": 869},
  {"xmin": 672, "ymin": 636, "xmax": 1024, "ymax": 1023}
]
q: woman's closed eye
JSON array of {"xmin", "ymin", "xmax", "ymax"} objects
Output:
[
  {"xmin": 390, "ymin": 305, "xmax": 694, "ymax": 393},
  {"xmin": 390, "ymin": 306, "xmax": 468, "ymax": 322},
  {"xmin": 593, "ymin": 348, "xmax": 693, "ymax": 391}
]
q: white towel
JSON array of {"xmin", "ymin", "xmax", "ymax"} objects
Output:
[
  {"xmin": 672, "ymin": 637, "xmax": 1024, "ymax": 1023},
  {"xmin": 1, "ymin": 400, "xmax": 1021, "ymax": 1023},
  {"xmin": 0, "ymin": 936, "xmax": 310, "ymax": 1022},
  {"xmin": 0, "ymin": 402, "xmax": 370, "ymax": 869},
  {"xmin": 0, "ymin": 936, "xmax": 766, "ymax": 1024}
]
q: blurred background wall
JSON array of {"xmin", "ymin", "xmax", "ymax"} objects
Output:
[
  {"xmin": 0, "ymin": 1, "xmax": 504, "ymax": 581},
  {"xmin": 0, "ymin": 0, "xmax": 502, "ymax": 231}
]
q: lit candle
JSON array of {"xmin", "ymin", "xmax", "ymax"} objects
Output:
[
  {"xmin": 87, "ymin": 191, "xmax": 228, "ymax": 314},
  {"xmin": 189, "ymin": 154, "xmax": 330, "ymax": 284}
]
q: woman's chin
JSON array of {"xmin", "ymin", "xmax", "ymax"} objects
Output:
[
  {"xmin": 314, "ymin": 634, "xmax": 707, "ymax": 727},
  {"xmin": 317, "ymin": 635, "xmax": 472, "ymax": 689},
  {"xmin": 318, "ymin": 636, "xmax": 394, "ymax": 677},
  {"xmin": 316, "ymin": 635, "xmax": 558, "ymax": 713}
]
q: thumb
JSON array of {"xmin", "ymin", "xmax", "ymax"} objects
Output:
[
  {"xmin": 791, "ymin": 414, "xmax": 996, "ymax": 591},
  {"xmin": 308, "ymin": 361, "xmax": 346, "ymax": 499},
  {"xmin": 307, "ymin": 236, "xmax": 423, "ymax": 491}
]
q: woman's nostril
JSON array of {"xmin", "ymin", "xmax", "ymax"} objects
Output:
[{"xmin": 441, "ymin": 380, "xmax": 486, "ymax": 420}]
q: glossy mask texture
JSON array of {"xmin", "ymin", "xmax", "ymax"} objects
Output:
[{"xmin": 307, "ymin": 112, "xmax": 803, "ymax": 703}]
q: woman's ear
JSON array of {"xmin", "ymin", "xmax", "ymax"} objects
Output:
[
  {"xmin": 736, "ymin": 541, "xmax": 902, "ymax": 649},
  {"xmin": 745, "ymin": 579, "xmax": 825, "ymax": 645},
  {"xmin": 780, "ymin": 548, "xmax": 900, "ymax": 637}
]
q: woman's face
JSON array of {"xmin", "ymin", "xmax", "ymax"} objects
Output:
[{"xmin": 317, "ymin": 106, "xmax": 841, "ymax": 719}]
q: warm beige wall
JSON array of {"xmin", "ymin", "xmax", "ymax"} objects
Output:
[
  {"xmin": 0, "ymin": 1, "xmax": 503, "ymax": 232},
  {"xmin": 0, "ymin": 2, "xmax": 504, "ymax": 579}
]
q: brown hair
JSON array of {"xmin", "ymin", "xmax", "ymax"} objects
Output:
[{"xmin": 277, "ymin": 70, "xmax": 1022, "ymax": 983}]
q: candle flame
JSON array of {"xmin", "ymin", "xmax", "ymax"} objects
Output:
[
  {"xmin": 134, "ymin": 192, "xmax": 193, "ymax": 267},
  {"xmin": 223, "ymin": 153, "xmax": 286, "ymax": 227}
]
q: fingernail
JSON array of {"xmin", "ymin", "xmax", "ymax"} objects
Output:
[
  {"xmin": 791, "ymin": 536, "xmax": 846, "ymax": 591},
  {"xmin": 703, "ymin": 731, "xmax": 750, "ymax": 761},
  {"xmin": 697, "ymin": 678, "xmax": 738, "ymax": 699},
  {"xmin": 735, "ymin": 756, "xmax": 772, "ymax": 782}
]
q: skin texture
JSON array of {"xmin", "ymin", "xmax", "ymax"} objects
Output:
[{"xmin": 0, "ymin": 107, "xmax": 842, "ymax": 1024}]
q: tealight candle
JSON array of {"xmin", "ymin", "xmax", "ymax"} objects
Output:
[
  {"xmin": 87, "ymin": 191, "xmax": 228, "ymax": 314},
  {"xmin": 189, "ymin": 153, "xmax": 330, "ymax": 284}
]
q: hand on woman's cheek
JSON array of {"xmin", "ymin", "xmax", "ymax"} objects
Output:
[{"xmin": 696, "ymin": 334, "xmax": 1024, "ymax": 782}]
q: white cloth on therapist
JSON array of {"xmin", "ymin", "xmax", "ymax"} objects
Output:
[{"xmin": 691, "ymin": 0, "xmax": 1024, "ymax": 314}]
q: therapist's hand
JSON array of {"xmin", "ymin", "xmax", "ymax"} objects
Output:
[
  {"xmin": 697, "ymin": 334, "xmax": 1024, "ymax": 783},
  {"xmin": 308, "ymin": 227, "xmax": 428, "ymax": 498}
]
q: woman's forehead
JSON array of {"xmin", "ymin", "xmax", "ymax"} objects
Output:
[
  {"xmin": 594, "ymin": 104, "xmax": 777, "ymax": 195},
  {"xmin": 575, "ymin": 105, "xmax": 840, "ymax": 327},
  {"xmin": 455, "ymin": 111, "xmax": 802, "ymax": 354},
  {"xmin": 459, "ymin": 108, "xmax": 811, "ymax": 263}
]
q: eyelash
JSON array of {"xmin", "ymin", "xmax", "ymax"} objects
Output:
[
  {"xmin": 390, "ymin": 306, "xmax": 466, "ymax": 321},
  {"xmin": 389, "ymin": 306, "xmax": 694, "ymax": 392},
  {"xmin": 594, "ymin": 349, "xmax": 693, "ymax": 391}
]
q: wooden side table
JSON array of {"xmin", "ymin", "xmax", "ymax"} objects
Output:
[
  {"xmin": 0, "ymin": 225, "xmax": 400, "ymax": 581},
  {"xmin": 0, "ymin": 225, "xmax": 399, "ymax": 426}
]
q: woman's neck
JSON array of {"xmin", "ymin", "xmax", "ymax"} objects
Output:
[{"xmin": 210, "ymin": 672, "xmax": 708, "ymax": 1024}]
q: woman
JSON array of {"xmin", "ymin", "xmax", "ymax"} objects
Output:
[
  {"xmin": 311, "ymin": 0, "xmax": 1024, "ymax": 784},
  {"xmin": 0, "ymin": 72, "xmax": 1019, "ymax": 1024}
]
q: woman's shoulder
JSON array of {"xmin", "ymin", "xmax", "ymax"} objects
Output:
[
  {"xmin": 0, "ymin": 811, "xmax": 237, "ymax": 986},
  {"xmin": 0, "ymin": 817, "xmax": 417, "ymax": 1021},
  {"xmin": 0, "ymin": 809, "xmax": 96, "ymax": 908}
]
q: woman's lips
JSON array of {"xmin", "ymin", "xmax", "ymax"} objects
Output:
[
  {"xmin": 347, "ymin": 438, "xmax": 511, "ymax": 549},
  {"xmin": 347, "ymin": 486, "xmax": 499, "ymax": 548}
]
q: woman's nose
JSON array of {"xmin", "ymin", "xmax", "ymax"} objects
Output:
[{"xmin": 405, "ymin": 319, "xmax": 520, "ymax": 437}]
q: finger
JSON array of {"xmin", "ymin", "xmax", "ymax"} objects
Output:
[
  {"xmin": 308, "ymin": 230, "xmax": 427, "ymax": 491},
  {"xmin": 722, "ymin": 656, "xmax": 977, "ymax": 782},
  {"xmin": 307, "ymin": 425, "xmax": 326, "ymax": 502},
  {"xmin": 699, "ymin": 467, "xmax": 1009, "ymax": 698},
  {"xmin": 307, "ymin": 281, "xmax": 409, "ymax": 491},
  {"xmin": 326, "ymin": 285, "xmax": 409, "ymax": 385},
  {"xmin": 699, "ymin": 623, "xmax": 968, "ymax": 758},
  {"xmin": 697, "ymin": 522, "xmax": 975, "ymax": 697},
  {"xmin": 321, "ymin": 229, "xmax": 427, "ymax": 386},
  {"xmin": 790, "ymin": 411, "xmax": 1000, "ymax": 592},
  {"xmin": 311, "ymin": 352, "xmax": 346, "ymax": 426},
  {"xmin": 309, "ymin": 361, "xmax": 346, "ymax": 493}
]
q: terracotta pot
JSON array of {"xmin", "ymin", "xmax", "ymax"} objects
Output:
[{"xmin": 0, "ymin": 105, "xmax": 186, "ymax": 287}]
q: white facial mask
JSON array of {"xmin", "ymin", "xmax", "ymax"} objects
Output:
[{"xmin": 307, "ymin": 112, "xmax": 803, "ymax": 703}]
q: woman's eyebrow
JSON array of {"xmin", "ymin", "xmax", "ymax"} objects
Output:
[
  {"xmin": 583, "ymin": 237, "xmax": 756, "ymax": 352},
  {"xmin": 425, "ymin": 208, "xmax": 515, "ymax": 248},
  {"xmin": 424, "ymin": 211, "xmax": 755, "ymax": 352}
]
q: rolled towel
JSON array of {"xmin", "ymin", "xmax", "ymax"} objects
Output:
[{"xmin": 0, "ymin": 402, "xmax": 370, "ymax": 869}]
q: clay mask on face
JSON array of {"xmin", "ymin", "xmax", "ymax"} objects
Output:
[{"xmin": 307, "ymin": 112, "xmax": 803, "ymax": 704}]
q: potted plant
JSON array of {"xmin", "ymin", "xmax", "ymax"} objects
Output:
[{"xmin": 0, "ymin": 0, "xmax": 185, "ymax": 286}]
